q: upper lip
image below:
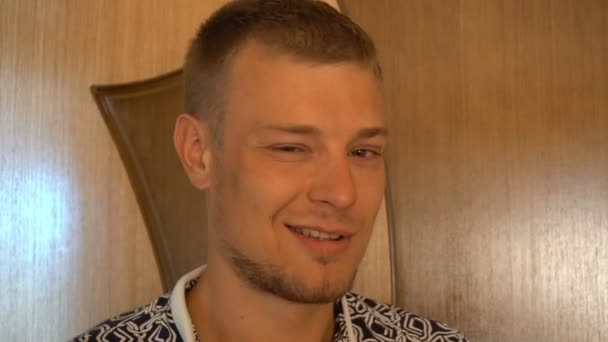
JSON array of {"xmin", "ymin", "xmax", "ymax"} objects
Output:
[{"xmin": 285, "ymin": 223, "xmax": 353, "ymax": 237}]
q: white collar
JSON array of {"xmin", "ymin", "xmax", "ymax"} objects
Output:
[
  {"xmin": 169, "ymin": 265, "xmax": 205, "ymax": 342},
  {"xmin": 168, "ymin": 265, "xmax": 356, "ymax": 342}
]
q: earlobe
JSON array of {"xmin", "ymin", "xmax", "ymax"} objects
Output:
[{"xmin": 173, "ymin": 114, "xmax": 212, "ymax": 190}]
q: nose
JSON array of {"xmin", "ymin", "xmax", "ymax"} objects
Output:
[{"xmin": 308, "ymin": 156, "xmax": 357, "ymax": 209}]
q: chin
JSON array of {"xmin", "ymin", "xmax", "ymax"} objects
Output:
[
  {"xmin": 229, "ymin": 249, "xmax": 357, "ymax": 304},
  {"xmin": 279, "ymin": 270, "xmax": 356, "ymax": 304}
]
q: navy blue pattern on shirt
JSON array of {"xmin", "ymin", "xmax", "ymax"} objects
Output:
[{"xmin": 74, "ymin": 290, "xmax": 467, "ymax": 342}]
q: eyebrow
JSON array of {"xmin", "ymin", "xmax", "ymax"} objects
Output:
[
  {"xmin": 259, "ymin": 124, "xmax": 388, "ymax": 139},
  {"xmin": 260, "ymin": 124, "xmax": 321, "ymax": 135},
  {"xmin": 356, "ymin": 127, "xmax": 388, "ymax": 139}
]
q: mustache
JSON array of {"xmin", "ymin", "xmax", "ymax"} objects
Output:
[{"xmin": 286, "ymin": 207, "xmax": 356, "ymax": 226}]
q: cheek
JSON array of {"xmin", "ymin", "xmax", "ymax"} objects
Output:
[
  {"xmin": 212, "ymin": 156, "xmax": 308, "ymax": 254},
  {"xmin": 354, "ymin": 169, "xmax": 386, "ymax": 217},
  {"xmin": 239, "ymin": 152, "xmax": 316, "ymax": 202}
]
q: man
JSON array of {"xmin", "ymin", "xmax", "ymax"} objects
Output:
[{"xmin": 75, "ymin": 1, "xmax": 468, "ymax": 341}]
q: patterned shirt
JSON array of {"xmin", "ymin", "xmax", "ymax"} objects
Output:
[{"xmin": 73, "ymin": 266, "xmax": 468, "ymax": 342}]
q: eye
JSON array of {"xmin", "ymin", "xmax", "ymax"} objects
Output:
[
  {"xmin": 350, "ymin": 148, "xmax": 382, "ymax": 159},
  {"xmin": 271, "ymin": 145, "xmax": 306, "ymax": 153},
  {"xmin": 266, "ymin": 144, "xmax": 312, "ymax": 162}
]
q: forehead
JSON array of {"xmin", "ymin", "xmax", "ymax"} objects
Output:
[
  {"xmin": 223, "ymin": 41, "xmax": 385, "ymax": 131},
  {"xmin": 228, "ymin": 40, "xmax": 381, "ymax": 91}
]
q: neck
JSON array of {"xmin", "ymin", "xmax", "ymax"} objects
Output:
[{"xmin": 186, "ymin": 253, "xmax": 336, "ymax": 342}]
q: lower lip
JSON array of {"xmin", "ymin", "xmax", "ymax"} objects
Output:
[{"xmin": 287, "ymin": 226, "xmax": 351, "ymax": 256}]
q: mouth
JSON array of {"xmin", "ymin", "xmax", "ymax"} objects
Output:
[
  {"xmin": 285, "ymin": 224, "xmax": 345, "ymax": 241},
  {"xmin": 285, "ymin": 223, "xmax": 351, "ymax": 257}
]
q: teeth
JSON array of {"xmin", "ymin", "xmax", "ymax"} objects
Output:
[{"xmin": 287, "ymin": 225, "xmax": 342, "ymax": 241}]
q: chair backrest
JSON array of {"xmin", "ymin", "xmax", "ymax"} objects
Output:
[{"xmin": 92, "ymin": 70, "xmax": 394, "ymax": 303}]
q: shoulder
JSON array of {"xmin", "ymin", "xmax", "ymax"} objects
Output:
[
  {"xmin": 342, "ymin": 292, "xmax": 468, "ymax": 342},
  {"xmin": 71, "ymin": 293, "xmax": 182, "ymax": 342}
]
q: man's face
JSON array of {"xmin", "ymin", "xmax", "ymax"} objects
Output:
[{"xmin": 207, "ymin": 42, "xmax": 386, "ymax": 303}]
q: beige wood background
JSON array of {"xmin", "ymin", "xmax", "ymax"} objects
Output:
[
  {"xmin": 0, "ymin": 1, "xmax": 229, "ymax": 339},
  {"xmin": 343, "ymin": 0, "xmax": 608, "ymax": 341}
]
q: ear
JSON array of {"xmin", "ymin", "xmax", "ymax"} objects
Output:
[{"xmin": 174, "ymin": 114, "xmax": 213, "ymax": 190}]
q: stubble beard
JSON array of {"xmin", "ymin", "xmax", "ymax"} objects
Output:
[
  {"xmin": 222, "ymin": 239, "xmax": 358, "ymax": 304},
  {"xmin": 209, "ymin": 156, "xmax": 359, "ymax": 304}
]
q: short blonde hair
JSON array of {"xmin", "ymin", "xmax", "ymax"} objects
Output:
[{"xmin": 184, "ymin": 0, "xmax": 381, "ymax": 144}]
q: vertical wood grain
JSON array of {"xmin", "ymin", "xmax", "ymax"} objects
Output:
[
  {"xmin": 343, "ymin": 0, "xmax": 608, "ymax": 341},
  {"xmin": 353, "ymin": 199, "xmax": 393, "ymax": 304},
  {"xmin": 0, "ymin": 1, "xmax": 228, "ymax": 339}
]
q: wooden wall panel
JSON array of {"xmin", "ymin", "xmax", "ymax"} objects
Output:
[
  {"xmin": 343, "ymin": 0, "xmax": 608, "ymax": 341},
  {"xmin": 0, "ymin": 1, "xmax": 229, "ymax": 339}
]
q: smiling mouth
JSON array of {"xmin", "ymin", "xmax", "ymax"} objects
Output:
[{"xmin": 285, "ymin": 224, "xmax": 344, "ymax": 241}]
